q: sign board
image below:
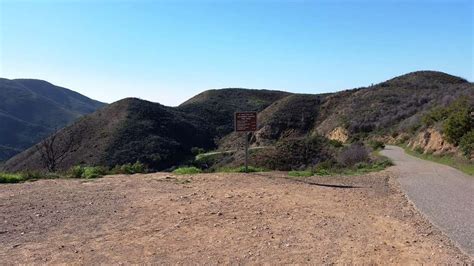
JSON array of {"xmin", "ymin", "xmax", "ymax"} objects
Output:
[{"xmin": 235, "ymin": 112, "xmax": 257, "ymax": 132}]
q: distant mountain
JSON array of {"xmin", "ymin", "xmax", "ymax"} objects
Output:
[
  {"xmin": 2, "ymin": 71, "xmax": 472, "ymax": 172},
  {"xmin": 0, "ymin": 78, "xmax": 105, "ymax": 161}
]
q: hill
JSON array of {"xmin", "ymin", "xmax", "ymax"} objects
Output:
[
  {"xmin": 2, "ymin": 71, "xmax": 472, "ymax": 172},
  {"xmin": 177, "ymin": 88, "xmax": 290, "ymax": 137},
  {"xmin": 0, "ymin": 78, "xmax": 105, "ymax": 161},
  {"xmin": 3, "ymin": 98, "xmax": 218, "ymax": 171}
]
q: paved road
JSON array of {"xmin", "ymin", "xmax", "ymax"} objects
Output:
[{"xmin": 381, "ymin": 145, "xmax": 474, "ymax": 257}]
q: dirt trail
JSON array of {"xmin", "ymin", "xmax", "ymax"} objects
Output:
[
  {"xmin": 382, "ymin": 145, "xmax": 474, "ymax": 257},
  {"xmin": 0, "ymin": 171, "xmax": 471, "ymax": 264}
]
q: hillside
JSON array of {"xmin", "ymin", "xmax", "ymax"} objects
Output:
[
  {"xmin": 0, "ymin": 78, "xmax": 105, "ymax": 161},
  {"xmin": 177, "ymin": 88, "xmax": 290, "ymax": 137},
  {"xmin": 3, "ymin": 97, "xmax": 229, "ymax": 172},
  {"xmin": 2, "ymin": 71, "xmax": 472, "ymax": 172}
]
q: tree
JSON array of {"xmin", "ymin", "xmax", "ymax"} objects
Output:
[{"xmin": 36, "ymin": 130, "xmax": 77, "ymax": 172}]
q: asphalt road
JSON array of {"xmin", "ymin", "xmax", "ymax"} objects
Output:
[{"xmin": 381, "ymin": 145, "xmax": 474, "ymax": 257}]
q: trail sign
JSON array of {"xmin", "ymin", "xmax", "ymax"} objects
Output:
[
  {"xmin": 234, "ymin": 112, "xmax": 257, "ymax": 173},
  {"xmin": 235, "ymin": 112, "xmax": 257, "ymax": 132}
]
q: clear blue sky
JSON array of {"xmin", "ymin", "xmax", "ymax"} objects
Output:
[{"xmin": 1, "ymin": 0, "xmax": 472, "ymax": 106}]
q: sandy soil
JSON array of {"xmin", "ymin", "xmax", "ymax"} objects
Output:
[{"xmin": 0, "ymin": 171, "xmax": 471, "ymax": 264}]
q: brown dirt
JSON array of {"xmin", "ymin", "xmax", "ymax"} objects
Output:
[{"xmin": 0, "ymin": 171, "xmax": 471, "ymax": 264}]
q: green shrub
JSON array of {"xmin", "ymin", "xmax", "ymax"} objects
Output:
[
  {"xmin": 414, "ymin": 146, "xmax": 425, "ymax": 154},
  {"xmin": 395, "ymin": 135, "xmax": 410, "ymax": 145},
  {"xmin": 355, "ymin": 162, "xmax": 370, "ymax": 169},
  {"xmin": 0, "ymin": 171, "xmax": 49, "ymax": 183},
  {"xmin": 442, "ymin": 97, "xmax": 472, "ymax": 145},
  {"xmin": 0, "ymin": 172, "xmax": 25, "ymax": 183},
  {"xmin": 375, "ymin": 158, "xmax": 394, "ymax": 168},
  {"xmin": 218, "ymin": 166, "xmax": 266, "ymax": 173},
  {"xmin": 422, "ymin": 106, "xmax": 448, "ymax": 126},
  {"xmin": 131, "ymin": 161, "xmax": 145, "ymax": 173},
  {"xmin": 173, "ymin": 166, "xmax": 202, "ymax": 175},
  {"xmin": 288, "ymin": 170, "xmax": 313, "ymax": 177},
  {"xmin": 328, "ymin": 139, "xmax": 343, "ymax": 148},
  {"xmin": 69, "ymin": 165, "xmax": 85, "ymax": 178},
  {"xmin": 368, "ymin": 140, "xmax": 385, "ymax": 150},
  {"xmin": 314, "ymin": 160, "xmax": 335, "ymax": 171},
  {"xmin": 314, "ymin": 169, "xmax": 330, "ymax": 176},
  {"xmin": 459, "ymin": 130, "xmax": 474, "ymax": 158},
  {"xmin": 111, "ymin": 161, "xmax": 146, "ymax": 175},
  {"xmin": 68, "ymin": 166, "xmax": 107, "ymax": 179},
  {"xmin": 82, "ymin": 166, "xmax": 107, "ymax": 179}
]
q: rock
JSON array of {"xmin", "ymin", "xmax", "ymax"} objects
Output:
[{"xmin": 326, "ymin": 127, "xmax": 349, "ymax": 143}]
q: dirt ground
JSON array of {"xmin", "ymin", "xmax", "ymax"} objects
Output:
[{"xmin": 0, "ymin": 171, "xmax": 472, "ymax": 264}]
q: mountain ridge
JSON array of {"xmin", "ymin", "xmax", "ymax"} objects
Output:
[
  {"xmin": 0, "ymin": 78, "xmax": 106, "ymax": 161},
  {"xmin": 2, "ymin": 70, "xmax": 472, "ymax": 172}
]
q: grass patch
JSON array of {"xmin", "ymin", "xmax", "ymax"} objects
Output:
[
  {"xmin": 0, "ymin": 172, "xmax": 26, "ymax": 183},
  {"xmin": 0, "ymin": 171, "xmax": 58, "ymax": 184},
  {"xmin": 288, "ymin": 170, "xmax": 313, "ymax": 177},
  {"xmin": 218, "ymin": 166, "xmax": 267, "ymax": 173},
  {"xmin": 403, "ymin": 146, "xmax": 474, "ymax": 176},
  {"xmin": 173, "ymin": 166, "xmax": 203, "ymax": 175},
  {"xmin": 287, "ymin": 152, "xmax": 393, "ymax": 178}
]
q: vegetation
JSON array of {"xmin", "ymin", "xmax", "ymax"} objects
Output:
[
  {"xmin": 69, "ymin": 161, "xmax": 147, "ymax": 179},
  {"xmin": 3, "ymin": 71, "xmax": 472, "ymax": 173},
  {"xmin": 441, "ymin": 97, "xmax": 472, "ymax": 146},
  {"xmin": 459, "ymin": 130, "xmax": 474, "ymax": 158},
  {"xmin": 288, "ymin": 170, "xmax": 314, "ymax": 177},
  {"xmin": 110, "ymin": 161, "xmax": 147, "ymax": 175},
  {"xmin": 69, "ymin": 166, "xmax": 107, "ymax": 179},
  {"xmin": 337, "ymin": 143, "xmax": 370, "ymax": 167},
  {"xmin": 173, "ymin": 166, "xmax": 203, "ymax": 175},
  {"xmin": 218, "ymin": 166, "xmax": 266, "ymax": 173},
  {"xmin": 403, "ymin": 146, "xmax": 474, "ymax": 176},
  {"xmin": 420, "ymin": 96, "xmax": 473, "ymax": 158},
  {"xmin": 0, "ymin": 171, "xmax": 57, "ymax": 183},
  {"xmin": 286, "ymin": 144, "xmax": 393, "ymax": 178},
  {"xmin": 368, "ymin": 140, "xmax": 385, "ymax": 150},
  {"xmin": 255, "ymin": 135, "xmax": 331, "ymax": 171}
]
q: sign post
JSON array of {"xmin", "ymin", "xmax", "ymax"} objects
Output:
[{"xmin": 234, "ymin": 112, "xmax": 257, "ymax": 173}]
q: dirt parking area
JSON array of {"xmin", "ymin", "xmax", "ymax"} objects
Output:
[{"xmin": 0, "ymin": 171, "xmax": 471, "ymax": 264}]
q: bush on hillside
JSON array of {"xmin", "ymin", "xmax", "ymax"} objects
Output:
[
  {"xmin": 110, "ymin": 161, "xmax": 146, "ymax": 174},
  {"xmin": 256, "ymin": 135, "xmax": 331, "ymax": 171},
  {"xmin": 421, "ymin": 106, "xmax": 449, "ymax": 126},
  {"xmin": 443, "ymin": 98, "xmax": 472, "ymax": 145},
  {"xmin": 337, "ymin": 143, "xmax": 369, "ymax": 167},
  {"xmin": 459, "ymin": 130, "xmax": 474, "ymax": 158},
  {"xmin": 0, "ymin": 172, "xmax": 45, "ymax": 183},
  {"xmin": 69, "ymin": 166, "xmax": 107, "ymax": 179},
  {"xmin": 368, "ymin": 140, "xmax": 385, "ymax": 150},
  {"xmin": 328, "ymin": 139, "xmax": 343, "ymax": 148},
  {"xmin": 173, "ymin": 166, "xmax": 202, "ymax": 175}
]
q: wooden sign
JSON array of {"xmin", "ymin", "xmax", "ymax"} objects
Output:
[{"xmin": 235, "ymin": 112, "xmax": 257, "ymax": 132}]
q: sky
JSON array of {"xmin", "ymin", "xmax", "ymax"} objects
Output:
[{"xmin": 0, "ymin": 0, "xmax": 473, "ymax": 106}]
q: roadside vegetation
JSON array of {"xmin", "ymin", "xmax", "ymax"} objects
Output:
[
  {"xmin": 392, "ymin": 96, "xmax": 473, "ymax": 176},
  {"xmin": 288, "ymin": 142, "xmax": 393, "ymax": 178},
  {"xmin": 402, "ymin": 146, "xmax": 474, "ymax": 176},
  {"xmin": 421, "ymin": 96, "xmax": 473, "ymax": 158}
]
